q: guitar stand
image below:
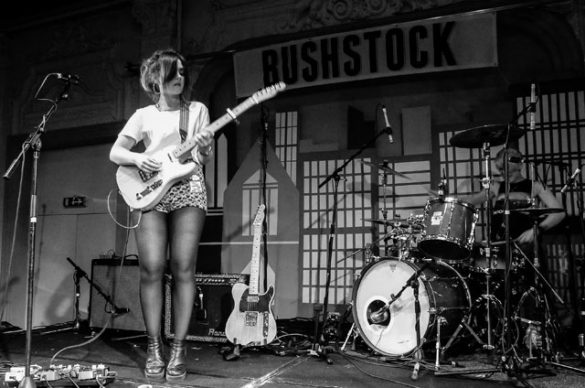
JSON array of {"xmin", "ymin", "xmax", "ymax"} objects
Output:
[{"xmin": 221, "ymin": 344, "xmax": 241, "ymax": 361}]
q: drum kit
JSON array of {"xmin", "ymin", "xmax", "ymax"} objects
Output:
[{"xmin": 347, "ymin": 123, "xmax": 567, "ymax": 370}]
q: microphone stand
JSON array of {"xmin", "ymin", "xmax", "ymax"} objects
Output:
[
  {"xmin": 3, "ymin": 79, "xmax": 70, "ymax": 388},
  {"xmin": 41, "ymin": 258, "xmax": 84, "ymax": 335},
  {"xmin": 313, "ymin": 127, "xmax": 391, "ymax": 363},
  {"xmin": 40, "ymin": 257, "xmax": 131, "ymax": 335}
]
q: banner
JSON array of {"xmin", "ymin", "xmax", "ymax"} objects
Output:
[{"xmin": 234, "ymin": 13, "xmax": 497, "ymax": 97}]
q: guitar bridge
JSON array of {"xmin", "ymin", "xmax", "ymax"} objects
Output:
[{"xmin": 244, "ymin": 312, "xmax": 258, "ymax": 327}]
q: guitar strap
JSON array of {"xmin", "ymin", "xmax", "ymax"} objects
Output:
[{"xmin": 179, "ymin": 100, "xmax": 190, "ymax": 143}]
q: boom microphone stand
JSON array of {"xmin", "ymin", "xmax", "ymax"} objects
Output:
[
  {"xmin": 314, "ymin": 126, "xmax": 392, "ymax": 362},
  {"xmin": 3, "ymin": 74, "xmax": 72, "ymax": 388}
]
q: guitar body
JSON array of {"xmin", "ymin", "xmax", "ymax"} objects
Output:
[
  {"xmin": 225, "ymin": 282, "xmax": 277, "ymax": 347},
  {"xmin": 116, "ymin": 147, "xmax": 197, "ymax": 211}
]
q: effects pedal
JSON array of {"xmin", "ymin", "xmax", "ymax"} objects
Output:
[{"xmin": 3, "ymin": 364, "xmax": 116, "ymax": 387}]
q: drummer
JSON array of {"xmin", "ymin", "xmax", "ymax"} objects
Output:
[{"xmin": 462, "ymin": 147, "xmax": 565, "ymax": 247}]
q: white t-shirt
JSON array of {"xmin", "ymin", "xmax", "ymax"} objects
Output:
[{"xmin": 118, "ymin": 101, "xmax": 210, "ymax": 162}]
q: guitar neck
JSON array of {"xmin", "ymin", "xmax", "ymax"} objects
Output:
[
  {"xmin": 173, "ymin": 96, "xmax": 259, "ymax": 159},
  {"xmin": 249, "ymin": 223, "xmax": 262, "ymax": 296}
]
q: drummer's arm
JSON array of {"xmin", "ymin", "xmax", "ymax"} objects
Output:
[
  {"xmin": 536, "ymin": 183, "xmax": 566, "ymax": 231},
  {"xmin": 460, "ymin": 183, "xmax": 497, "ymax": 207}
]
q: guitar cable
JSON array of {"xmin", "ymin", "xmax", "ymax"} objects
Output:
[{"xmin": 106, "ymin": 189, "xmax": 141, "ymax": 229}]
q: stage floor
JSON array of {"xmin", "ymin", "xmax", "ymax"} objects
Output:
[{"xmin": 1, "ymin": 326, "xmax": 584, "ymax": 388}]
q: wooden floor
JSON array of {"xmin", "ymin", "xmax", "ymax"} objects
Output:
[{"xmin": 1, "ymin": 324, "xmax": 584, "ymax": 388}]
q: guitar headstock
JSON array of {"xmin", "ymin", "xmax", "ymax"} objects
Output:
[
  {"xmin": 253, "ymin": 204, "xmax": 266, "ymax": 227},
  {"xmin": 251, "ymin": 82, "xmax": 286, "ymax": 105}
]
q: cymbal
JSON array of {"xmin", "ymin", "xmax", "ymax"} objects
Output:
[
  {"xmin": 510, "ymin": 207, "xmax": 565, "ymax": 217},
  {"xmin": 449, "ymin": 124, "xmax": 525, "ymax": 148},
  {"xmin": 360, "ymin": 160, "xmax": 410, "ymax": 180}
]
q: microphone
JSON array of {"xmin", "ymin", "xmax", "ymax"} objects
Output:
[
  {"xmin": 529, "ymin": 83, "xmax": 536, "ymax": 131},
  {"xmin": 369, "ymin": 306, "xmax": 389, "ymax": 324},
  {"xmin": 56, "ymin": 73, "xmax": 80, "ymax": 85},
  {"xmin": 561, "ymin": 167, "xmax": 582, "ymax": 193},
  {"xmin": 438, "ymin": 168, "xmax": 448, "ymax": 197},
  {"xmin": 382, "ymin": 105, "xmax": 394, "ymax": 143}
]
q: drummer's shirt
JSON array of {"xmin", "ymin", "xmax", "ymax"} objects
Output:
[{"xmin": 491, "ymin": 178, "xmax": 534, "ymax": 241}]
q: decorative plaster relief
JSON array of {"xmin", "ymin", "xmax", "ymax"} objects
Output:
[
  {"xmin": 15, "ymin": 52, "xmax": 127, "ymax": 133},
  {"xmin": 280, "ymin": 0, "xmax": 462, "ymax": 31},
  {"xmin": 39, "ymin": 24, "xmax": 117, "ymax": 62},
  {"xmin": 132, "ymin": 0, "xmax": 177, "ymax": 36},
  {"xmin": 184, "ymin": 0, "xmax": 463, "ymax": 58}
]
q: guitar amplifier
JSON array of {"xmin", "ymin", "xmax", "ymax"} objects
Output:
[{"xmin": 164, "ymin": 273, "xmax": 248, "ymax": 342}]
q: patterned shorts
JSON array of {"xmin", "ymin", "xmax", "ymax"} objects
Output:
[{"xmin": 152, "ymin": 170, "xmax": 207, "ymax": 213}]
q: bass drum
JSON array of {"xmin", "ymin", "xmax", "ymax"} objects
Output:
[{"xmin": 352, "ymin": 258, "xmax": 471, "ymax": 356}]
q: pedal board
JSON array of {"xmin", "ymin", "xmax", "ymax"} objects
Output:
[{"xmin": 3, "ymin": 364, "xmax": 116, "ymax": 387}]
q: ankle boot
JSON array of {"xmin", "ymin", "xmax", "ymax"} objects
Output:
[
  {"xmin": 166, "ymin": 339, "xmax": 187, "ymax": 380},
  {"xmin": 144, "ymin": 336, "xmax": 165, "ymax": 379}
]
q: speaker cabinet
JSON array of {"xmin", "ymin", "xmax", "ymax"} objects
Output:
[
  {"xmin": 164, "ymin": 273, "xmax": 248, "ymax": 342},
  {"xmin": 89, "ymin": 259, "xmax": 145, "ymax": 332}
]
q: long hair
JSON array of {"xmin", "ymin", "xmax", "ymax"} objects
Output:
[{"xmin": 139, "ymin": 48, "xmax": 191, "ymax": 102}]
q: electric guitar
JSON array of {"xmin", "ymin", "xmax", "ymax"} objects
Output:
[
  {"xmin": 225, "ymin": 204, "xmax": 277, "ymax": 347},
  {"xmin": 115, "ymin": 82, "xmax": 286, "ymax": 210}
]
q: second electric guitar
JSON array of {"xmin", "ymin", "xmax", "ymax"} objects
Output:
[
  {"xmin": 225, "ymin": 204, "xmax": 277, "ymax": 347},
  {"xmin": 116, "ymin": 82, "xmax": 286, "ymax": 210}
]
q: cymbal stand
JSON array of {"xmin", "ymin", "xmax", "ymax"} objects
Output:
[
  {"xmin": 500, "ymin": 92, "xmax": 539, "ymax": 384},
  {"xmin": 500, "ymin": 140, "xmax": 525, "ymax": 381},
  {"xmin": 479, "ymin": 141, "xmax": 497, "ymax": 351}
]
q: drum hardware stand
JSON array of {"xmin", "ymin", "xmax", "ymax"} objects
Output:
[
  {"xmin": 440, "ymin": 267, "xmax": 499, "ymax": 356},
  {"xmin": 512, "ymin": 239, "xmax": 564, "ymax": 361},
  {"xmin": 558, "ymin": 163, "xmax": 585, "ymax": 353},
  {"xmin": 411, "ymin": 275, "xmax": 423, "ymax": 381},
  {"xmin": 315, "ymin": 127, "xmax": 392, "ymax": 363}
]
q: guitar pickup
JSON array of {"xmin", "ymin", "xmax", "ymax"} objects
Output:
[{"xmin": 138, "ymin": 170, "xmax": 158, "ymax": 182}]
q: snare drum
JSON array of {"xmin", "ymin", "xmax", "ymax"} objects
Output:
[{"xmin": 418, "ymin": 197, "xmax": 478, "ymax": 261}]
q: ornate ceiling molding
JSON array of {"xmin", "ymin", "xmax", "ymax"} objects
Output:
[
  {"xmin": 280, "ymin": 0, "xmax": 463, "ymax": 32},
  {"xmin": 39, "ymin": 23, "xmax": 116, "ymax": 62},
  {"xmin": 132, "ymin": 0, "xmax": 177, "ymax": 36}
]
